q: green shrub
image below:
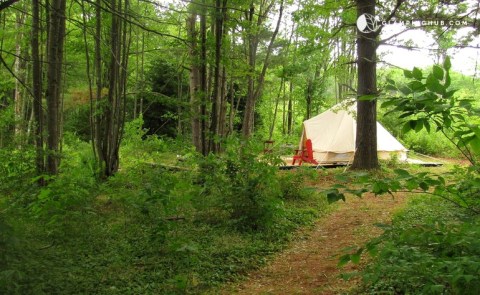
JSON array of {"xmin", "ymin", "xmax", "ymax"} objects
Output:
[
  {"xmin": 0, "ymin": 147, "xmax": 36, "ymax": 195},
  {"xmin": 278, "ymin": 167, "xmax": 317, "ymax": 200},
  {"xmin": 403, "ymin": 129, "xmax": 461, "ymax": 158},
  {"xmin": 196, "ymin": 142, "xmax": 284, "ymax": 231},
  {"xmin": 28, "ymin": 135, "xmax": 98, "ymax": 235}
]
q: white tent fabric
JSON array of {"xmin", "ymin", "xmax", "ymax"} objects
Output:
[{"xmin": 298, "ymin": 101, "xmax": 408, "ymax": 164}]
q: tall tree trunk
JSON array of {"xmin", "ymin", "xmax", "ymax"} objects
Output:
[
  {"xmin": 241, "ymin": 0, "xmax": 283, "ymax": 137},
  {"xmin": 187, "ymin": 8, "xmax": 202, "ymax": 153},
  {"xmin": 306, "ymin": 65, "xmax": 320, "ymax": 120},
  {"xmin": 218, "ymin": 67, "xmax": 228, "ymax": 139},
  {"xmin": 31, "ymin": 0, "xmax": 44, "ymax": 181},
  {"xmin": 45, "ymin": 0, "xmax": 67, "ymax": 175},
  {"xmin": 269, "ymin": 77, "xmax": 284, "ymax": 139},
  {"xmin": 93, "ymin": 0, "xmax": 102, "ymax": 174},
  {"xmin": 14, "ymin": 6, "xmax": 26, "ymax": 139},
  {"xmin": 287, "ymin": 81, "xmax": 293, "ymax": 135},
  {"xmin": 208, "ymin": 0, "xmax": 227, "ymax": 153},
  {"xmin": 199, "ymin": 0, "xmax": 208, "ymax": 155},
  {"xmin": 351, "ymin": 0, "xmax": 378, "ymax": 169},
  {"xmin": 96, "ymin": 0, "xmax": 130, "ymax": 177},
  {"xmin": 242, "ymin": 3, "xmax": 257, "ymax": 137},
  {"xmin": 79, "ymin": 0, "xmax": 97, "ymax": 164}
]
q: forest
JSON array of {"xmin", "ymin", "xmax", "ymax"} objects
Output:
[{"xmin": 1, "ymin": 0, "xmax": 480, "ymax": 294}]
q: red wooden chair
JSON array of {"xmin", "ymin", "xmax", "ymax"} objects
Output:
[{"xmin": 292, "ymin": 139, "xmax": 318, "ymax": 165}]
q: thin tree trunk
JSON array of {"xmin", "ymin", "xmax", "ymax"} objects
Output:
[
  {"xmin": 14, "ymin": 6, "xmax": 26, "ymax": 139},
  {"xmin": 199, "ymin": 0, "xmax": 208, "ymax": 155},
  {"xmin": 80, "ymin": 0, "xmax": 97, "ymax": 163},
  {"xmin": 139, "ymin": 32, "xmax": 145, "ymax": 116},
  {"xmin": 208, "ymin": 0, "xmax": 226, "ymax": 153},
  {"xmin": 45, "ymin": 0, "xmax": 67, "ymax": 175},
  {"xmin": 218, "ymin": 66, "xmax": 227, "ymax": 139},
  {"xmin": 269, "ymin": 77, "xmax": 284, "ymax": 139},
  {"xmin": 31, "ymin": 0, "xmax": 44, "ymax": 182},
  {"xmin": 228, "ymin": 80, "xmax": 235, "ymax": 135},
  {"xmin": 186, "ymin": 8, "xmax": 202, "ymax": 152},
  {"xmin": 241, "ymin": 0, "xmax": 283, "ymax": 137},
  {"xmin": 93, "ymin": 0, "xmax": 103, "ymax": 176},
  {"xmin": 287, "ymin": 81, "xmax": 293, "ymax": 135}
]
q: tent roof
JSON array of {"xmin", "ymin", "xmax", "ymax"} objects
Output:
[{"xmin": 301, "ymin": 101, "xmax": 407, "ymax": 153}]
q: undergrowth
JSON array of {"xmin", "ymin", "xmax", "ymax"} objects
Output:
[
  {"xmin": 356, "ymin": 196, "xmax": 480, "ymax": 295},
  {"xmin": 0, "ymin": 126, "xmax": 329, "ymax": 294}
]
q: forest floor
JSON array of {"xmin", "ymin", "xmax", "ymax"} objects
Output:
[{"xmin": 221, "ymin": 192, "xmax": 408, "ymax": 295}]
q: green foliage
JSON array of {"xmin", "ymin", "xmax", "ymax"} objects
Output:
[
  {"xmin": 402, "ymin": 129, "xmax": 461, "ymax": 158},
  {"xmin": 278, "ymin": 167, "xmax": 318, "ymax": 201},
  {"xmin": 0, "ymin": 146, "xmax": 36, "ymax": 195},
  {"xmin": 142, "ymin": 59, "xmax": 189, "ymax": 137},
  {"xmin": 63, "ymin": 103, "xmax": 91, "ymax": 141},
  {"xmin": 29, "ymin": 133, "xmax": 98, "ymax": 232},
  {"xmin": 381, "ymin": 57, "xmax": 480, "ymax": 164},
  {"xmin": 196, "ymin": 141, "xmax": 284, "ymax": 231},
  {"xmin": 325, "ymin": 166, "xmax": 480, "ymax": 214},
  {"xmin": 359, "ymin": 197, "xmax": 480, "ymax": 295},
  {"xmin": 330, "ymin": 60, "xmax": 480, "ymax": 292},
  {"xmin": 0, "ymin": 133, "xmax": 328, "ymax": 294}
]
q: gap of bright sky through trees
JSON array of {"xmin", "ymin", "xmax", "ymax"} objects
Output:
[{"xmin": 163, "ymin": 0, "xmax": 480, "ymax": 74}]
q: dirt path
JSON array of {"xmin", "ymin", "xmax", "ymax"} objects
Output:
[{"xmin": 223, "ymin": 194, "xmax": 407, "ymax": 295}]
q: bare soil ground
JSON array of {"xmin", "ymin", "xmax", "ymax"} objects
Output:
[{"xmin": 222, "ymin": 193, "xmax": 407, "ymax": 295}]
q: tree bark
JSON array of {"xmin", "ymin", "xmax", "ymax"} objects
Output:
[
  {"xmin": 269, "ymin": 77, "xmax": 284, "ymax": 139},
  {"xmin": 199, "ymin": 0, "xmax": 208, "ymax": 155},
  {"xmin": 31, "ymin": 0, "xmax": 44, "ymax": 181},
  {"xmin": 45, "ymin": 0, "xmax": 67, "ymax": 175},
  {"xmin": 14, "ymin": 6, "xmax": 27, "ymax": 139},
  {"xmin": 0, "ymin": 0, "xmax": 20, "ymax": 11},
  {"xmin": 95, "ymin": 0, "xmax": 130, "ymax": 177},
  {"xmin": 351, "ymin": 0, "xmax": 378, "ymax": 170},
  {"xmin": 208, "ymin": 0, "xmax": 227, "ymax": 153},
  {"xmin": 306, "ymin": 66, "xmax": 320, "ymax": 121},
  {"xmin": 241, "ymin": 0, "xmax": 283, "ymax": 137},
  {"xmin": 187, "ymin": 8, "xmax": 202, "ymax": 153},
  {"xmin": 287, "ymin": 81, "xmax": 293, "ymax": 135}
]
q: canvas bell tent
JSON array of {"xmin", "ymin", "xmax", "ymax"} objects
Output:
[{"xmin": 297, "ymin": 101, "xmax": 408, "ymax": 164}]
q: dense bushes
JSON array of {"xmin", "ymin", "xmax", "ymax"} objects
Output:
[{"xmin": 196, "ymin": 143, "xmax": 283, "ymax": 231}]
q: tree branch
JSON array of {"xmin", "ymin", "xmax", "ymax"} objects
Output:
[
  {"xmin": 78, "ymin": 0, "xmax": 188, "ymax": 44},
  {"xmin": 0, "ymin": 53, "xmax": 36, "ymax": 100},
  {"xmin": 0, "ymin": 0, "xmax": 20, "ymax": 12}
]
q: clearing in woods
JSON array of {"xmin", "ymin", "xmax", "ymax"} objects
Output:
[{"xmin": 222, "ymin": 193, "xmax": 407, "ymax": 294}]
